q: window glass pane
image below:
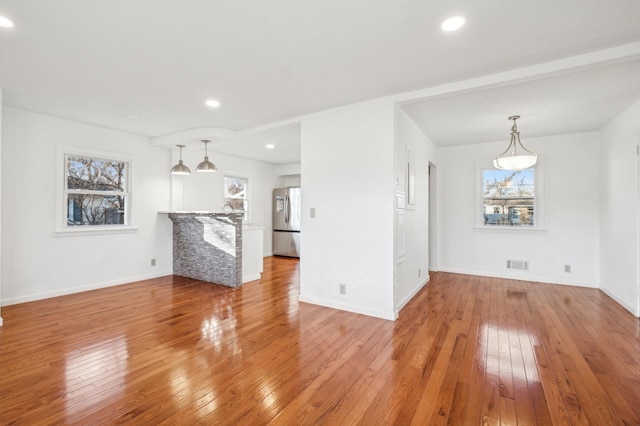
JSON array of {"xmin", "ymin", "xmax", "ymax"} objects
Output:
[
  {"xmin": 223, "ymin": 198, "xmax": 247, "ymax": 212},
  {"xmin": 67, "ymin": 156, "xmax": 126, "ymax": 192},
  {"xmin": 224, "ymin": 176, "xmax": 247, "ymax": 199},
  {"xmin": 223, "ymin": 175, "xmax": 248, "ymax": 220},
  {"xmin": 483, "ymin": 169, "xmax": 534, "ymax": 226},
  {"xmin": 67, "ymin": 194, "xmax": 125, "ymax": 226}
]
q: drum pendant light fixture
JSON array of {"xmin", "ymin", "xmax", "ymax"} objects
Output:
[
  {"xmin": 170, "ymin": 144, "xmax": 191, "ymax": 175},
  {"xmin": 493, "ymin": 115, "xmax": 538, "ymax": 170},
  {"xmin": 196, "ymin": 139, "xmax": 217, "ymax": 172}
]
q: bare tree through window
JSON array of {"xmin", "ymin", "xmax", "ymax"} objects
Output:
[
  {"xmin": 482, "ymin": 169, "xmax": 534, "ymax": 226},
  {"xmin": 66, "ymin": 156, "xmax": 128, "ymax": 226},
  {"xmin": 224, "ymin": 175, "xmax": 248, "ymax": 220}
]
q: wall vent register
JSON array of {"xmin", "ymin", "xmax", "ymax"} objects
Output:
[{"xmin": 506, "ymin": 259, "xmax": 529, "ymax": 272}]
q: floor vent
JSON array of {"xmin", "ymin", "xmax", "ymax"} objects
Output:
[{"xmin": 506, "ymin": 259, "xmax": 529, "ymax": 272}]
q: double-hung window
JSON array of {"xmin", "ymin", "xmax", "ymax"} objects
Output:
[
  {"xmin": 482, "ymin": 168, "xmax": 535, "ymax": 227},
  {"xmin": 63, "ymin": 152, "xmax": 131, "ymax": 228},
  {"xmin": 223, "ymin": 175, "xmax": 249, "ymax": 221}
]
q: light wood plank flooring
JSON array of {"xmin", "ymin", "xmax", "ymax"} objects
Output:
[{"xmin": 1, "ymin": 257, "xmax": 640, "ymax": 424}]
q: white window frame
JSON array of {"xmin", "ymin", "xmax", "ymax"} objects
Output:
[
  {"xmin": 223, "ymin": 173, "xmax": 251, "ymax": 222},
  {"xmin": 55, "ymin": 145, "xmax": 137, "ymax": 236},
  {"xmin": 474, "ymin": 162, "xmax": 546, "ymax": 233}
]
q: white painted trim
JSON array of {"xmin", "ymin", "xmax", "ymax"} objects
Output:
[
  {"xmin": 600, "ymin": 287, "xmax": 639, "ymax": 317},
  {"xmin": 395, "ymin": 42, "xmax": 640, "ymax": 106},
  {"xmin": 242, "ymin": 274, "xmax": 261, "ymax": 283},
  {"xmin": 151, "ymin": 122, "xmax": 302, "ymax": 148},
  {"xmin": 436, "ymin": 267, "xmax": 598, "ymax": 288},
  {"xmin": 263, "ymin": 252, "xmax": 273, "ymax": 257},
  {"xmin": 53, "ymin": 226, "xmax": 139, "ymax": 237},
  {"xmin": 223, "ymin": 172, "xmax": 251, "ymax": 222},
  {"xmin": 0, "ymin": 270, "xmax": 173, "ymax": 307},
  {"xmin": 56, "ymin": 144, "xmax": 136, "ymax": 232},
  {"xmin": 475, "ymin": 162, "xmax": 545, "ymax": 230},
  {"xmin": 298, "ymin": 294, "xmax": 396, "ymax": 321},
  {"xmin": 472, "ymin": 227, "xmax": 548, "ymax": 234},
  {"xmin": 395, "ymin": 275, "xmax": 430, "ymax": 316}
]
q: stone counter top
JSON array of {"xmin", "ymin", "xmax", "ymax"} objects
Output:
[{"xmin": 159, "ymin": 211, "xmax": 240, "ymax": 215}]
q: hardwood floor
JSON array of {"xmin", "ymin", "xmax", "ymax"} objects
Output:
[{"xmin": 1, "ymin": 257, "xmax": 640, "ymax": 425}]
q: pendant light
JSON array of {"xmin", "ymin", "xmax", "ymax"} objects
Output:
[
  {"xmin": 196, "ymin": 139, "xmax": 217, "ymax": 172},
  {"xmin": 493, "ymin": 115, "xmax": 538, "ymax": 170},
  {"xmin": 170, "ymin": 144, "xmax": 191, "ymax": 175}
]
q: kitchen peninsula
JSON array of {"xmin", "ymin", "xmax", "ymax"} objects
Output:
[{"xmin": 163, "ymin": 212, "xmax": 263, "ymax": 287}]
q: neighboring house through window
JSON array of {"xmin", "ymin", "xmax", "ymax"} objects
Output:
[
  {"xmin": 66, "ymin": 155, "xmax": 129, "ymax": 226},
  {"xmin": 57, "ymin": 146, "xmax": 134, "ymax": 234},
  {"xmin": 482, "ymin": 168, "xmax": 535, "ymax": 227}
]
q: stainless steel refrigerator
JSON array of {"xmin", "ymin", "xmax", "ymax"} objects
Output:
[{"xmin": 273, "ymin": 187, "xmax": 301, "ymax": 257}]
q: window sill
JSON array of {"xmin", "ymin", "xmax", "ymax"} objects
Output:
[
  {"xmin": 473, "ymin": 226, "xmax": 547, "ymax": 234},
  {"xmin": 54, "ymin": 226, "xmax": 139, "ymax": 237}
]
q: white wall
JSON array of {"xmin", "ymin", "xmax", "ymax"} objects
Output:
[
  {"xmin": 393, "ymin": 108, "xmax": 437, "ymax": 314},
  {"xmin": 274, "ymin": 164, "xmax": 301, "ymax": 187},
  {"xmin": 0, "ymin": 90, "xmax": 3, "ymax": 324},
  {"xmin": 1, "ymin": 108, "xmax": 173, "ymax": 305},
  {"xmin": 279, "ymin": 174, "xmax": 301, "ymax": 187},
  {"xmin": 600, "ymin": 99, "xmax": 640, "ymax": 316},
  {"xmin": 299, "ymin": 98, "xmax": 396, "ymax": 320},
  {"xmin": 170, "ymin": 148, "xmax": 280, "ymax": 256},
  {"xmin": 437, "ymin": 131, "xmax": 600, "ymax": 287},
  {"xmin": 275, "ymin": 163, "xmax": 301, "ymax": 176}
]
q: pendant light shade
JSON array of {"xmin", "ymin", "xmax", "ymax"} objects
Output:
[
  {"xmin": 493, "ymin": 115, "xmax": 537, "ymax": 170},
  {"xmin": 196, "ymin": 139, "xmax": 217, "ymax": 172},
  {"xmin": 171, "ymin": 144, "xmax": 191, "ymax": 175}
]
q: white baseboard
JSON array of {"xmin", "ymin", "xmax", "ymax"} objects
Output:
[
  {"xmin": 298, "ymin": 294, "xmax": 396, "ymax": 321},
  {"xmin": 1, "ymin": 269, "xmax": 173, "ymax": 307},
  {"xmin": 436, "ymin": 266, "xmax": 598, "ymax": 288},
  {"xmin": 242, "ymin": 273, "xmax": 262, "ymax": 283},
  {"xmin": 599, "ymin": 287, "xmax": 638, "ymax": 317},
  {"xmin": 394, "ymin": 275, "xmax": 430, "ymax": 316},
  {"xmin": 263, "ymin": 252, "xmax": 273, "ymax": 257}
]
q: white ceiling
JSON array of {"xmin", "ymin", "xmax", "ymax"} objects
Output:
[
  {"xmin": 401, "ymin": 59, "xmax": 640, "ymax": 146},
  {"xmin": 153, "ymin": 123, "xmax": 302, "ymax": 165},
  {"xmin": 1, "ymin": 0, "xmax": 640, "ymax": 162}
]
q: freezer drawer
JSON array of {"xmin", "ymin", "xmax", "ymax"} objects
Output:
[{"xmin": 273, "ymin": 231, "xmax": 300, "ymax": 258}]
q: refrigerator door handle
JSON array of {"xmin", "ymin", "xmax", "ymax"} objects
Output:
[{"xmin": 285, "ymin": 195, "xmax": 290, "ymax": 223}]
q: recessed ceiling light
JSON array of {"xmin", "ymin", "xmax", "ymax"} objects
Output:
[
  {"xmin": 441, "ymin": 16, "xmax": 465, "ymax": 32},
  {"xmin": 0, "ymin": 15, "xmax": 15, "ymax": 28},
  {"xmin": 127, "ymin": 114, "xmax": 139, "ymax": 120},
  {"xmin": 205, "ymin": 99, "xmax": 221, "ymax": 108},
  {"xmin": 266, "ymin": 144, "xmax": 275, "ymax": 149}
]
